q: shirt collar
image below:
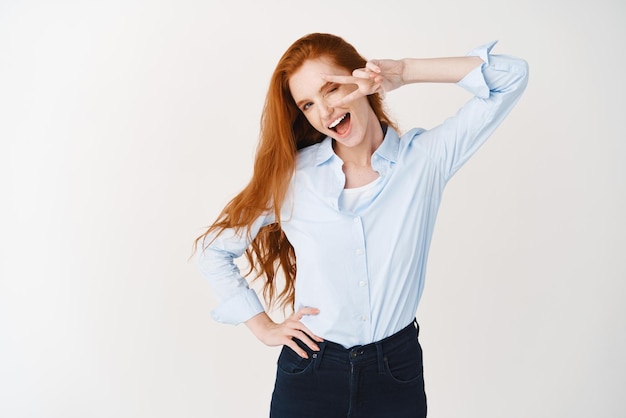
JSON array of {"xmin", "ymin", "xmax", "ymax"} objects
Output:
[
  {"xmin": 315, "ymin": 137, "xmax": 335, "ymax": 166},
  {"xmin": 373, "ymin": 125, "xmax": 399, "ymax": 164}
]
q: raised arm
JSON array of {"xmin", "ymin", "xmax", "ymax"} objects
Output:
[
  {"xmin": 325, "ymin": 41, "xmax": 529, "ymax": 180},
  {"xmin": 396, "ymin": 55, "xmax": 484, "ymax": 84},
  {"xmin": 322, "ymin": 53, "xmax": 484, "ymax": 107},
  {"xmin": 415, "ymin": 42, "xmax": 529, "ymax": 179}
]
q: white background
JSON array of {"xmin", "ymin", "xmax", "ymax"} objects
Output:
[{"xmin": 1, "ymin": 0, "xmax": 625, "ymax": 417}]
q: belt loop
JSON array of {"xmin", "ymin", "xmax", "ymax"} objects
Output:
[
  {"xmin": 375, "ymin": 341, "xmax": 385, "ymax": 375},
  {"xmin": 313, "ymin": 342, "xmax": 326, "ymax": 371}
]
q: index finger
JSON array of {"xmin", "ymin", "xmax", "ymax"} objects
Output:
[
  {"xmin": 320, "ymin": 73, "xmax": 358, "ymax": 85},
  {"xmin": 328, "ymin": 89, "xmax": 367, "ymax": 108}
]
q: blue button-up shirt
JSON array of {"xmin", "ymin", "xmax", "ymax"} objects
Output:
[{"xmin": 198, "ymin": 41, "xmax": 529, "ymax": 348}]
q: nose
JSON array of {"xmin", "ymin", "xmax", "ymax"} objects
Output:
[{"xmin": 320, "ymin": 100, "xmax": 333, "ymax": 119}]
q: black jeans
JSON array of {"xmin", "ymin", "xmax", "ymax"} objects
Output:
[{"xmin": 270, "ymin": 321, "xmax": 427, "ymax": 418}]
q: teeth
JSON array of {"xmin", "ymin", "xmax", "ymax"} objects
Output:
[{"xmin": 329, "ymin": 114, "xmax": 347, "ymax": 129}]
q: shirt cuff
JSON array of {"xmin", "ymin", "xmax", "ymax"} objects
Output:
[
  {"xmin": 456, "ymin": 40, "xmax": 498, "ymax": 99},
  {"xmin": 210, "ymin": 288, "xmax": 265, "ymax": 324}
]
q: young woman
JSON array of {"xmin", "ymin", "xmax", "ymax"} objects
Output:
[{"xmin": 195, "ymin": 33, "xmax": 528, "ymax": 417}]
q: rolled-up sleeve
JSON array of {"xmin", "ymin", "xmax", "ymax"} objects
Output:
[
  {"xmin": 196, "ymin": 213, "xmax": 274, "ymax": 324},
  {"xmin": 414, "ymin": 41, "xmax": 529, "ymax": 181}
]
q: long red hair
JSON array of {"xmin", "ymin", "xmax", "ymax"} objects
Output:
[{"xmin": 194, "ymin": 33, "xmax": 397, "ymax": 312}]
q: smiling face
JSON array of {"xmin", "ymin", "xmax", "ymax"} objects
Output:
[{"xmin": 288, "ymin": 57, "xmax": 381, "ymax": 152}]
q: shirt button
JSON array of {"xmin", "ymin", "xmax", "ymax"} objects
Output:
[
  {"xmin": 361, "ymin": 315, "xmax": 368, "ymax": 321},
  {"xmin": 353, "ymin": 217, "xmax": 359, "ymax": 223},
  {"xmin": 358, "ymin": 281, "xmax": 367, "ymax": 287},
  {"xmin": 355, "ymin": 249, "xmax": 364, "ymax": 255}
]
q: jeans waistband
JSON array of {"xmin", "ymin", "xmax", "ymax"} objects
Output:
[{"xmin": 297, "ymin": 320, "xmax": 419, "ymax": 372}]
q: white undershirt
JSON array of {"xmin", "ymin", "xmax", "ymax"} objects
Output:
[{"xmin": 338, "ymin": 176, "xmax": 382, "ymax": 213}]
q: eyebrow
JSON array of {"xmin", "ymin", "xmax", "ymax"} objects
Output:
[{"xmin": 295, "ymin": 81, "xmax": 335, "ymax": 108}]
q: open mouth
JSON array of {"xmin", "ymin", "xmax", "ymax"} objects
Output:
[{"xmin": 328, "ymin": 113, "xmax": 350, "ymax": 135}]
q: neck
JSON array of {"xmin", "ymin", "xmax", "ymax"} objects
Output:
[{"xmin": 333, "ymin": 119, "xmax": 384, "ymax": 167}]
